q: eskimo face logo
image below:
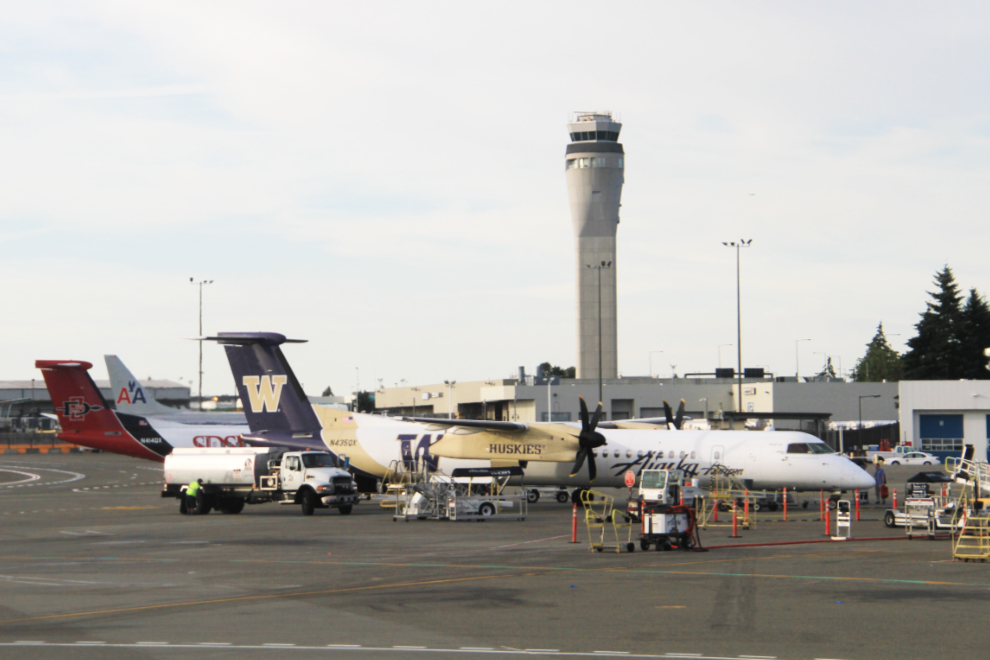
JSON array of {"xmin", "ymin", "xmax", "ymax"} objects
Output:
[
  {"xmin": 62, "ymin": 396, "xmax": 103, "ymax": 420},
  {"xmin": 241, "ymin": 375, "xmax": 287, "ymax": 413}
]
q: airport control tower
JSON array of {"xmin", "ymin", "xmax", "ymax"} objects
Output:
[{"xmin": 565, "ymin": 111, "xmax": 624, "ymax": 380}]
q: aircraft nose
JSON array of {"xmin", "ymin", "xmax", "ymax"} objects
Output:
[{"xmin": 846, "ymin": 463, "xmax": 875, "ymax": 490}]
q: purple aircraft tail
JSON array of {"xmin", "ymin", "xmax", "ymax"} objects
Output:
[{"xmin": 208, "ymin": 333, "xmax": 323, "ymax": 448}]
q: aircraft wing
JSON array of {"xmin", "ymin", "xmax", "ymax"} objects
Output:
[{"xmin": 400, "ymin": 417, "xmax": 529, "ymax": 433}]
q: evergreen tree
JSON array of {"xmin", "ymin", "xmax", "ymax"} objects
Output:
[
  {"xmin": 321, "ymin": 385, "xmax": 334, "ymax": 397},
  {"xmin": 852, "ymin": 323, "xmax": 903, "ymax": 382},
  {"xmin": 903, "ymin": 266, "xmax": 965, "ymax": 379},
  {"xmin": 538, "ymin": 362, "xmax": 576, "ymax": 378},
  {"xmin": 959, "ymin": 289, "xmax": 990, "ymax": 379}
]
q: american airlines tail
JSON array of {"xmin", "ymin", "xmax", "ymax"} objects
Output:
[
  {"xmin": 207, "ymin": 333, "xmax": 324, "ymax": 450},
  {"xmin": 36, "ymin": 360, "xmax": 170, "ymax": 461},
  {"xmin": 105, "ymin": 355, "xmax": 177, "ymax": 416}
]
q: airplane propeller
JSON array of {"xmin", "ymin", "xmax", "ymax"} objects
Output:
[
  {"xmin": 571, "ymin": 396, "xmax": 607, "ymax": 481},
  {"xmin": 663, "ymin": 399, "xmax": 686, "ymax": 430}
]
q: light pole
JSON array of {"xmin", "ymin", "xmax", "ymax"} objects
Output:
[
  {"xmin": 586, "ymin": 260, "xmax": 612, "ymax": 405},
  {"xmin": 547, "ymin": 376, "xmax": 552, "ymax": 423},
  {"xmin": 444, "ymin": 380, "xmax": 456, "ymax": 419},
  {"xmin": 190, "ymin": 278, "xmax": 214, "ymax": 410},
  {"xmin": 722, "ymin": 239, "xmax": 752, "ymax": 412},
  {"xmin": 814, "ymin": 352, "xmax": 828, "ymax": 379},
  {"xmin": 859, "ymin": 394, "xmax": 880, "ymax": 430},
  {"xmin": 718, "ymin": 344, "xmax": 733, "ymax": 369},
  {"xmin": 649, "ymin": 351, "xmax": 663, "ymax": 378},
  {"xmin": 700, "ymin": 397, "xmax": 709, "ymax": 421},
  {"xmin": 795, "ymin": 338, "xmax": 811, "ymax": 380},
  {"xmin": 411, "ymin": 387, "xmax": 419, "ymax": 416}
]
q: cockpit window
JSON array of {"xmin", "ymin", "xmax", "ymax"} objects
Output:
[{"xmin": 788, "ymin": 442, "xmax": 835, "ymax": 454}]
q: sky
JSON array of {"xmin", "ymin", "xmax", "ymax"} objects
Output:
[{"xmin": 3, "ymin": 2, "xmax": 990, "ymax": 398}]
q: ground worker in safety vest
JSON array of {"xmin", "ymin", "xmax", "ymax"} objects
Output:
[{"xmin": 185, "ymin": 478, "xmax": 203, "ymax": 514}]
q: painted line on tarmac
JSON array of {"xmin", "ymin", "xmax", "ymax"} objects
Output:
[
  {"xmin": 0, "ymin": 465, "xmax": 86, "ymax": 489},
  {"xmin": 0, "ymin": 469, "xmax": 42, "ymax": 486},
  {"xmin": 0, "ymin": 642, "xmax": 795, "ymax": 659}
]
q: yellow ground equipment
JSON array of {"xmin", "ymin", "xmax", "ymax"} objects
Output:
[
  {"xmin": 947, "ymin": 451, "xmax": 990, "ymax": 561},
  {"xmin": 581, "ymin": 490, "xmax": 634, "ymax": 553}
]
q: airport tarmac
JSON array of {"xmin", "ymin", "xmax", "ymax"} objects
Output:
[{"xmin": 0, "ymin": 453, "xmax": 986, "ymax": 660}]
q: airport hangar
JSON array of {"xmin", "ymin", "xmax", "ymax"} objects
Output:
[{"xmin": 0, "ymin": 378, "xmax": 190, "ymax": 419}]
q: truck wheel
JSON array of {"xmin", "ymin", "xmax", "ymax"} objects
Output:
[
  {"xmin": 301, "ymin": 490, "xmax": 316, "ymax": 516},
  {"xmin": 338, "ymin": 505, "xmax": 353, "ymax": 515},
  {"xmin": 884, "ymin": 511, "xmax": 896, "ymax": 528},
  {"xmin": 478, "ymin": 502, "xmax": 496, "ymax": 517},
  {"xmin": 194, "ymin": 494, "xmax": 211, "ymax": 515},
  {"xmin": 640, "ymin": 539, "xmax": 651, "ymax": 551},
  {"xmin": 220, "ymin": 499, "xmax": 245, "ymax": 514},
  {"xmin": 556, "ymin": 491, "xmax": 569, "ymax": 504},
  {"xmin": 527, "ymin": 490, "xmax": 540, "ymax": 504}
]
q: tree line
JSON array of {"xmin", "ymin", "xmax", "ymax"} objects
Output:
[{"xmin": 853, "ymin": 265, "xmax": 990, "ymax": 381}]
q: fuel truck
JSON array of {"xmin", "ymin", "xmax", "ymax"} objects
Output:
[{"xmin": 162, "ymin": 447, "xmax": 359, "ymax": 516}]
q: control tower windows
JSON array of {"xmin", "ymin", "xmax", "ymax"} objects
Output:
[
  {"xmin": 565, "ymin": 157, "xmax": 624, "ymax": 170},
  {"xmin": 569, "ymin": 131, "xmax": 621, "ymax": 142}
]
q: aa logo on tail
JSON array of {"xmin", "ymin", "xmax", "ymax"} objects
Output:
[
  {"xmin": 242, "ymin": 375, "xmax": 287, "ymax": 413},
  {"xmin": 117, "ymin": 380, "xmax": 147, "ymax": 405}
]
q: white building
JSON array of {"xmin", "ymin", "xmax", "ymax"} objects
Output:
[{"xmin": 898, "ymin": 380, "xmax": 990, "ymax": 461}]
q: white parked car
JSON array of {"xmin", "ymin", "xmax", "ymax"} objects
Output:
[{"xmin": 886, "ymin": 451, "xmax": 941, "ymax": 466}]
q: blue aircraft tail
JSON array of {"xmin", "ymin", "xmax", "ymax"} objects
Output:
[{"xmin": 207, "ymin": 333, "xmax": 322, "ymax": 447}]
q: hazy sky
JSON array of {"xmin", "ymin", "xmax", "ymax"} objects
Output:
[{"xmin": 3, "ymin": 2, "xmax": 989, "ymax": 397}]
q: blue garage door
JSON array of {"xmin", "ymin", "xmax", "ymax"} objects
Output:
[{"xmin": 919, "ymin": 414, "xmax": 964, "ymax": 453}]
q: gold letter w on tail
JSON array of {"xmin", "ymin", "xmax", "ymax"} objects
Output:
[{"xmin": 242, "ymin": 375, "xmax": 288, "ymax": 413}]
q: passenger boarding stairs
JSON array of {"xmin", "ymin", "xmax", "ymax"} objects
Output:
[
  {"xmin": 945, "ymin": 456, "xmax": 990, "ymax": 498},
  {"xmin": 946, "ymin": 453, "xmax": 990, "ymax": 561}
]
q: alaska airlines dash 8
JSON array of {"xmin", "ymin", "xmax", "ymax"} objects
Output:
[{"xmin": 208, "ymin": 332, "xmax": 875, "ymax": 494}]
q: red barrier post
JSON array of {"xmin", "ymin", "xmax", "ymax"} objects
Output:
[
  {"xmin": 855, "ymin": 489, "xmax": 861, "ymax": 521},
  {"xmin": 570, "ymin": 503, "xmax": 578, "ymax": 543},
  {"xmin": 782, "ymin": 487, "xmax": 788, "ymax": 522},
  {"xmin": 825, "ymin": 502, "xmax": 831, "ymax": 536},
  {"xmin": 892, "ymin": 488, "xmax": 897, "ymax": 511},
  {"xmin": 744, "ymin": 489, "xmax": 750, "ymax": 522},
  {"xmin": 713, "ymin": 488, "xmax": 719, "ymax": 523}
]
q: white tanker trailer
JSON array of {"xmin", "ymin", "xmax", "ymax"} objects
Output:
[{"xmin": 161, "ymin": 447, "xmax": 359, "ymax": 516}]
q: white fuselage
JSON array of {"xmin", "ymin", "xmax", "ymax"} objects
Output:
[{"xmin": 332, "ymin": 416, "xmax": 875, "ymax": 493}]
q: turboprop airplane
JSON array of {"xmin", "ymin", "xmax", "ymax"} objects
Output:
[
  {"xmin": 209, "ymin": 332, "xmax": 876, "ymax": 494},
  {"xmin": 37, "ymin": 360, "xmax": 250, "ymax": 461},
  {"xmin": 105, "ymin": 354, "xmax": 247, "ymax": 426}
]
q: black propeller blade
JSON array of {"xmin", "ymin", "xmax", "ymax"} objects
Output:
[
  {"xmin": 674, "ymin": 399, "xmax": 685, "ymax": 430},
  {"xmin": 663, "ymin": 399, "xmax": 686, "ymax": 430},
  {"xmin": 571, "ymin": 396, "xmax": 607, "ymax": 481}
]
